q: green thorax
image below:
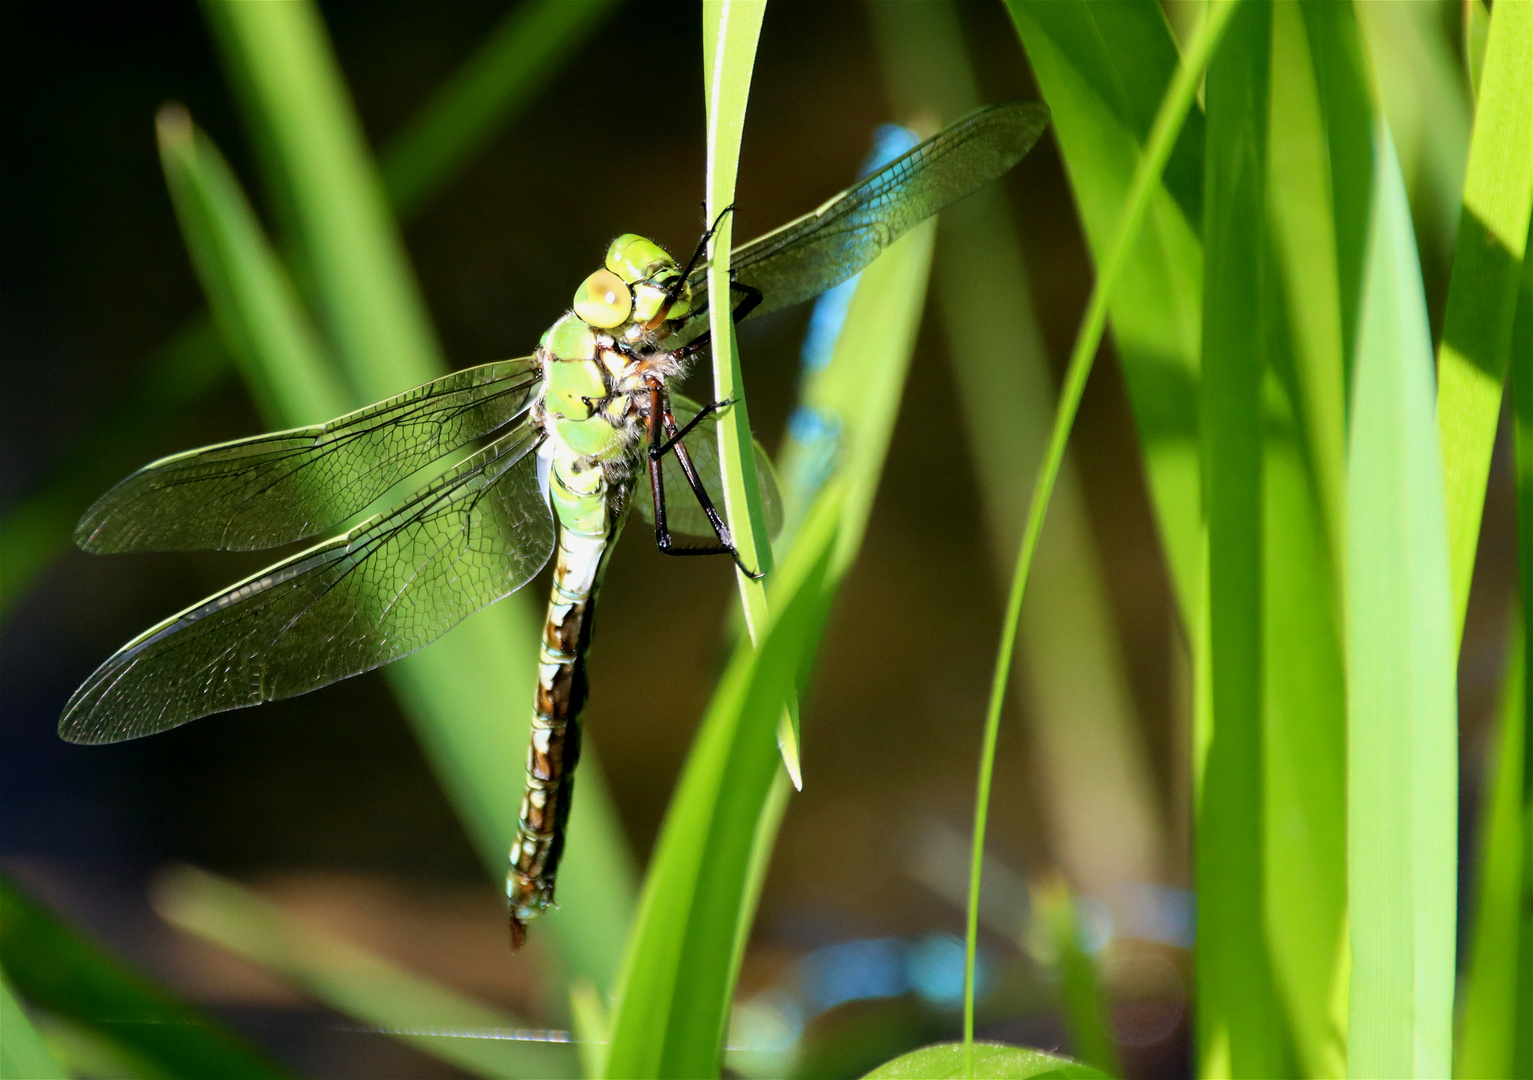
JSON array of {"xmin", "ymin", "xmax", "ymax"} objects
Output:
[{"xmin": 538, "ymin": 234, "xmax": 693, "ymax": 465}]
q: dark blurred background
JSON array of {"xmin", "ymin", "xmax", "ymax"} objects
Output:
[{"xmin": 0, "ymin": 2, "xmax": 1505, "ymax": 1078}]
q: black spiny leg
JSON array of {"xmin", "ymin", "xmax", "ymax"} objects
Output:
[{"xmin": 645, "ymin": 385, "xmax": 763, "ymax": 579}]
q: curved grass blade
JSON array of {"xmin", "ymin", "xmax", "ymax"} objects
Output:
[
  {"xmin": 975, "ymin": 5, "xmax": 1238, "ymax": 1074},
  {"xmin": 0, "ymin": 875, "xmax": 286, "ymax": 1079},
  {"xmin": 1006, "ymin": 0, "xmax": 1206, "ymax": 623},
  {"xmin": 154, "ymin": 866, "xmax": 576, "ymax": 1079},
  {"xmin": 1196, "ymin": 5, "xmax": 1292, "ymax": 1074},
  {"xmin": 0, "ymin": 0, "xmax": 614, "ymax": 620},
  {"xmin": 869, "ymin": 0, "xmax": 1167, "ymax": 922},
  {"xmin": 1434, "ymin": 0, "xmax": 1533, "ymax": 642},
  {"xmin": 605, "ymin": 168, "xmax": 940, "ymax": 1079},
  {"xmin": 1345, "ymin": 123, "xmax": 1457, "ymax": 1080}
]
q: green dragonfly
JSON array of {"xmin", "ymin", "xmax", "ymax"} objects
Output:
[{"xmin": 60, "ymin": 100, "xmax": 1049, "ymax": 945}]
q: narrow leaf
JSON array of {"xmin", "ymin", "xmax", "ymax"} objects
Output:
[
  {"xmin": 1007, "ymin": 0, "xmax": 1208, "ymax": 622},
  {"xmin": 1435, "ymin": 0, "xmax": 1533, "ymax": 642},
  {"xmin": 606, "ymin": 187, "xmax": 939, "ymax": 1080},
  {"xmin": 1346, "ymin": 124, "xmax": 1457, "ymax": 1080}
]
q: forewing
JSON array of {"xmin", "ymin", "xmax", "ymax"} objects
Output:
[
  {"xmin": 675, "ymin": 101, "xmax": 1048, "ymax": 337},
  {"xmin": 636, "ymin": 393, "xmax": 783, "ymax": 541},
  {"xmin": 60, "ymin": 422, "xmax": 554, "ymax": 744},
  {"xmin": 77, "ymin": 357, "xmax": 542, "ymax": 552}
]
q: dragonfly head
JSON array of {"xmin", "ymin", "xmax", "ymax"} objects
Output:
[{"xmin": 570, "ymin": 234, "xmax": 692, "ymax": 334}]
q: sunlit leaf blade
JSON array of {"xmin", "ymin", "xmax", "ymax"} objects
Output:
[
  {"xmin": 860, "ymin": 1041, "xmax": 1106, "ymax": 1079},
  {"xmin": 1260, "ymin": 8, "xmax": 1358, "ymax": 1074},
  {"xmin": 189, "ymin": 0, "xmax": 635, "ymax": 990},
  {"xmin": 1434, "ymin": 0, "xmax": 1533, "ymax": 642},
  {"xmin": 1346, "ymin": 124, "xmax": 1457, "ymax": 1080},
  {"xmin": 153, "ymin": 866, "xmax": 576, "ymax": 1080},
  {"xmin": 1, "ymin": 0, "xmax": 611, "ymax": 620},
  {"xmin": 868, "ymin": 0, "xmax": 1166, "ymax": 908},
  {"xmin": 1197, "ymin": 5, "xmax": 1294, "ymax": 1077},
  {"xmin": 1006, "ymin": 0, "xmax": 1205, "ymax": 621},
  {"xmin": 0, "ymin": 875, "xmax": 285, "ymax": 1078},
  {"xmin": 606, "ymin": 195, "xmax": 939, "ymax": 1079},
  {"xmin": 700, "ymin": 0, "xmax": 772, "ymax": 610},
  {"xmin": 60, "ymin": 424, "xmax": 553, "ymax": 746},
  {"xmin": 0, "ymin": 973, "xmax": 68, "ymax": 1080},
  {"xmin": 1465, "ymin": 217, "xmax": 1533, "ymax": 1080}
]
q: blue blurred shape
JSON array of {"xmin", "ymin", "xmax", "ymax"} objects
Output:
[
  {"xmin": 905, "ymin": 933, "xmax": 987, "ymax": 1008},
  {"xmin": 798, "ymin": 937, "xmax": 909, "ymax": 1013}
]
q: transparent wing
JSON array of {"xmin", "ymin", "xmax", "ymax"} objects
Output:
[
  {"xmin": 675, "ymin": 101, "xmax": 1048, "ymax": 336},
  {"xmin": 60, "ymin": 421, "xmax": 554, "ymax": 744},
  {"xmin": 636, "ymin": 392, "xmax": 783, "ymax": 542},
  {"xmin": 77, "ymin": 357, "xmax": 542, "ymax": 553}
]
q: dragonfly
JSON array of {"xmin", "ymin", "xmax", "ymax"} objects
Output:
[{"xmin": 60, "ymin": 100, "xmax": 1049, "ymax": 946}]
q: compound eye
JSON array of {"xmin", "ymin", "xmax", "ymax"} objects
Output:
[{"xmin": 573, "ymin": 268, "xmax": 633, "ymax": 328}]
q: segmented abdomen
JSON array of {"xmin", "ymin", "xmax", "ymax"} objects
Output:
[{"xmin": 506, "ymin": 521, "xmax": 608, "ymax": 948}]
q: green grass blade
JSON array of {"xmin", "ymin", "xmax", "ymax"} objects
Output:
[
  {"xmin": 153, "ymin": 866, "xmax": 576, "ymax": 1079},
  {"xmin": 379, "ymin": 0, "xmax": 621, "ymax": 216},
  {"xmin": 1195, "ymin": 5, "xmax": 1289, "ymax": 1075},
  {"xmin": 606, "ymin": 175, "xmax": 940, "ymax": 1080},
  {"xmin": 0, "ymin": 973, "xmax": 68, "ymax": 1080},
  {"xmin": 155, "ymin": 108, "xmax": 350, "ymax": 423},
  {"xmin": 189, "ymin": 0, "xmax": 634, "ymax": 993},
  {"xmin": 700, "ymin": 6, "xmax": 772, "ymax": 595},
  {"xmin": 869, "ymin": 0, "xmax": 1166, "ymax": 908},
  {"xmin": 1456, "ymin": 622, "xmax": 1527, "ymax": 1078},
  {"xmin": 605, "ymin": 483, "xmax": 844, "ymax": 1079},
  {"xmin": 980, "ymin": 5, "xmax": 1236, "ymax": 1075},
  {"xmin": 1259, "ymin": 7, "xmax": 1363, "ymax": 1074},
  {"xmin": 200, "ymin": 0, "xmax": 441, "ymax": 396},
  {"xmin": 1006, "ymin": 0, "xmax": 1206, "ymax": 625},
  {"xmin": 0, "ymin": 0, "xmax": 609, "ymax": 621},
  {"xmin": 1435, "ymin": 0, "xmax": 1533, "ymax": 642},
  {"xmin": 1472, "ymin": 219, "xmax": 1533, "ymax": 1080},
  {"xmin": 0, "ymin": 875, "xmax": 285, "ymax": 1079},
  {"xmin": 1345, "ymin": 123, "xmax": 1457, "ymax": 1080}
]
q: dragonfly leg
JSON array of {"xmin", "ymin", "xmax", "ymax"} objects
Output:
[
  {"xmin": 674, "ymin": 203, "xmax": 736, "ymax": 289},
  {"xmin": 650, "ymin": 396, "xmax": 733, "ymax": 460},
  {"xmin": 644, "ymin": 386, "xmax": 763, "ymax": 578}
]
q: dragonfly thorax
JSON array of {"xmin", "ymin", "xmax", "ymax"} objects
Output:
[{"xmin": 536, "ymin": 235, "xmax": 695, "ymax": 467}]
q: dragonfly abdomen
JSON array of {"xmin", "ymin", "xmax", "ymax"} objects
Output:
[{"xmin": 507, "ymin": 458, "xmax": 612, "ymax": 947}]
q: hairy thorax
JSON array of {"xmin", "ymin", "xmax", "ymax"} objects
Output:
[{"xmin": 533, "ymin": 234, "xmax": 696, "ymax": 478}]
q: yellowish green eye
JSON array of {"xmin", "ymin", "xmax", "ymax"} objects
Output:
[{"xmin": 573, "ymin": 269, "xmax": 633, "ymax": 328}]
